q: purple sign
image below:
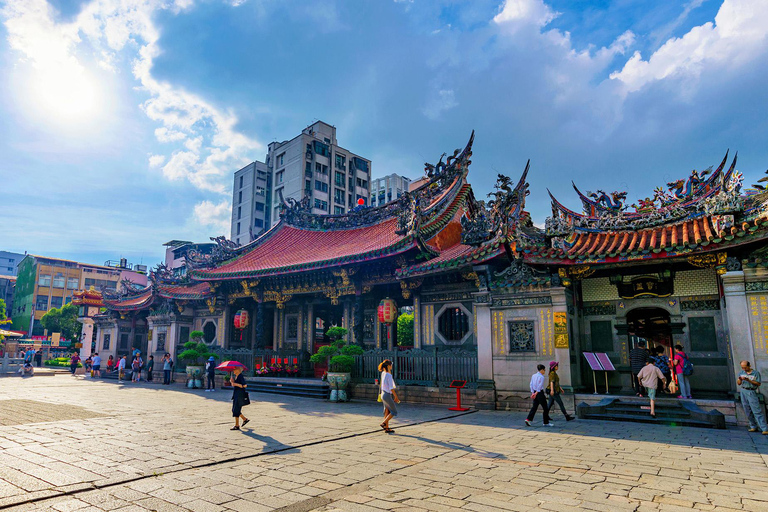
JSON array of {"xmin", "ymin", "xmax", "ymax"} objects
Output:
[
  {"xmin": 583, "ymin": 352, "xmax": 603, "ymax": 371},
  {"xmin": 595, "ymin": 353, "xmax": 616, "ymax": 371}
]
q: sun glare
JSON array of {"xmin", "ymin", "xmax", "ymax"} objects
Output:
[{"xmin": 21, "ymin": 62, "xmax": 106, "ymax": 128}]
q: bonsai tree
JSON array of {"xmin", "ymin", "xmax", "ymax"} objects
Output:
[
  {"xmin": 309, "ymin": 326, "xmax": 364, "ymax": 373},
  {"xmin": 178, "ymin": 331, "xmax": 216, "ymax": 366}
]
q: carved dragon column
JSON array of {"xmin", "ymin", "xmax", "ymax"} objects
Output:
[
  {"xmin": 254, "ymin": 294, "xmax": 265, "ymax": 350},
  {"xmin": 353, "ymin": 288, "xmax": 364, "ymax": 347}
]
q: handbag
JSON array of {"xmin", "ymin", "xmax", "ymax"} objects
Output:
[{"xmin": 242, "ymin": 391, "xmax": 251, "ymax": 406}]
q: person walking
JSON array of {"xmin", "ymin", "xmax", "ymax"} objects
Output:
[
  {"xmin": 651, "ymin": 346, "xmax": 672, "ymax": 393},
  {"xmin": 547, "ymin": 361, "xmax": 574, "ymax": 421},
  {"xmin": 34, "ymin": 349, "xmax": 43, "ymax": 368},
  {"xmin": 378, "ymin": 359, "xmax": 400, "ymax": 433},
  {"xmin": 84, "ymin": 355, "xmax": 93, "ymax": 376},
  {"xmin": 525, "ymin": 364, "xmax": 552, "ymax": 427},
  {"xmin": 162, "ymin": 353, "xmax": 173, "ymax": 385},
  {"xmin": 25, "ymin": 348, "xmax": 35, "ymax": 365},
  {"xmin": 146, "ymin": 355, "xmax": 154, "ymax": 382},
  {"xmin": 629, "ymin": 340, "xmax": 650, "ymax": 397},
  {"xmin": 738, "ymin": 361, "xmax": 768, "ymax": 435},
  {"xmin": 230, "ymin": 366, "xmax": 250, "ymax": 430},
  {"xmin": 205, "ymin": 356, "xmax": 216, "ymax": 392},
  {"xmin": 672, "ymin": 344, "xmax": 693, "ymax": 399},
  {"xmin": 637, "ymin": 359, "xmax": 665, "ymax": 418},
  {"xmin": 69, "ymin": 353, "xmax": 81, "ymax": 376},
  {"xmin": 92, "ymin": 353, "xmax": 101, "ymax": 378},
  {"xmin": 106, "ymin": 355, "xmax": 114, "ymax": 373},
  {"xmin": 131, "ymin": 354, "xmax": 143, "ymax": 382},
  {"xmin": 118, "ymin": 355, "xmax": 127, "ymax": 383}
]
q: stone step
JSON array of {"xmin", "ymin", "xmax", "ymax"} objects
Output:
[
  {"xmin": 246, "ymin": 379, "xmax": 330, "ymax": 400},
  {"xmin": 580, "ymin": 411, "xmax": 719, "ymax": 429},
  {"xmin": 577, "ymin": 398, "xmax": 726, "ymax": 429}
]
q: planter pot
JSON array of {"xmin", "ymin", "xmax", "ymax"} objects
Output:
[
  {"xmin": 326, "ymin": 372, "xmax": 351, "ymax": 402},
  {"xmin": 186, "ymin": 366, "xmax": 203, "ymax": 389}
]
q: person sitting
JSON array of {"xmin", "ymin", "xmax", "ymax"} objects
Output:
[{"xmin": 18, "ymin": 362, "xmax": 34, "ymax": 377}]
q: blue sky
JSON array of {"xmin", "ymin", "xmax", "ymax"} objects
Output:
[{"xmin": 1, "ymin": 0, "xmax": 768, "ymax": 267}]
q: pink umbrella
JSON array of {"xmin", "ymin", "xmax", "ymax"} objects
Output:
[{"xmin": 216, "ymin": 360, "xmax": 247, "ymax": 371}]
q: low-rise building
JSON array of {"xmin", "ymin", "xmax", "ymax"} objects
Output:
[
  {"xmin": 370, "ymin": 173, "xmax": 411, "ymax": 207},
  {"xmin": 0, "ymin": 251, "xmax": 25, "ymax": 276}
]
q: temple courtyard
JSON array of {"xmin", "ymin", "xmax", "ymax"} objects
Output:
[{"xmin": 0, "ymin": 376, "xmax": 766, "ymax": 512}]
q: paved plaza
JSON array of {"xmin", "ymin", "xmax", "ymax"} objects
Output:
[{"xmin": 0, "ymin": 376, "xmax": 766, "ymax": 511}]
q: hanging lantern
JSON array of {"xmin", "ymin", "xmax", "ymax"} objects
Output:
[
  {"xmin": 234, "ymin": 309, "xmax": 249, "ymax": 330},
  {"xmin": 378, "ymin": 298, "xmax": 398, "ymax": 324}
]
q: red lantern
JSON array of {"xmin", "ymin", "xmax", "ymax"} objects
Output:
[
  {"xmin": 357, "ymin": 198, "xmax": 365, "ymax": 206},
  {"xmin": 378, "ymin": 298, "xmax": 398, "ymax": 324},
  {"xmin": 233, "ymin": 310, "xmax": 249, "ymax": 330}
]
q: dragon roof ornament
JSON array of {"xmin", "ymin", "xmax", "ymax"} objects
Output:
[
  {"xmin": 546, "ymin": 151, "xmax": 741, "ymax": 236},
  {"xmin": 461, "ymin": 160, "xmax": 532, "ymax": 246},
  {"xmin": 185, "ymin": 236, "xmax": 242, "ymax": 270}
]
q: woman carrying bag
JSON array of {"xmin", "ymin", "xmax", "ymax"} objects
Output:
[
  {"xmin": 379, "ymin": 359, "xmax": 400, "ymax": 433},
  {"xmin": 230, "ymin": 366, "xmax": 250, "ymax": 430}
]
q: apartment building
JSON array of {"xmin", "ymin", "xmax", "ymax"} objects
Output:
[
  {"xmin": 230, "ymin": 161, "xmax": 271, "ymax": 246},
  {"xmin": 369, "ymin": 174, "xmax": 411, "ymax": 207},
  {"xmin": 0, "ymin": 250, "xmax": 25, "ymax": 276},
  {"xmin": 11, "ymin": 255, "xmax": 147, "ymax": 336}
]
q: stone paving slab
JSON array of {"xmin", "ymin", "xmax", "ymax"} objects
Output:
[{"xmin": 1, "ymin": 375, "xmax": 768, "ymax": 511}]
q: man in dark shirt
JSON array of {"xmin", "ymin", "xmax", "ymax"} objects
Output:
[{"xmin": 629, "ymin": 340, "xmax": 650, "ymax": 397}]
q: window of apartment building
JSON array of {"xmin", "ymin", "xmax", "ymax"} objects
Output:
[
  {"xmin": 64, "ymin": 296, "xmax": 72, "ymax": 305},
  {"xmin": 35, "ymin": 295, "xmax": 48, "ymax": 311},
  {"xmin": 348, "ymin": 193, "xmax": 353, "ymax": 207},
  {"xmin": 277, "ymin": 152, "xmax": 285, "ymax": 166},
  {"xmin": 38, "ymin": 274, "xmax": 51, "ymax": 286},
  {"xmin": 238, "ymin": 191, "xmax": 242, "ymax": 204},
  {"xmin": 334, "ymin": 188, "xmax": 345, "ymax": 205},
  {"xmin": 276, "ymin": 171, "xmax": 284, "ymax": 184},
  {"xmin": 239, "ymin": 176, "xmax": 244, "ymax": 189},
  {"xmin": 314, "ymin": 199, "xmax": 328, "ymax": 211},
  {"xmin": 257, "ymin": 170, "xmax": 267, "ymax": 178},
  {"xmin": 256, "ymin": 186, "xmax": 265, "ymax": 196},
  {"xmin": 254, "ymin": 202, "xmax": 264, "ymax": 211},
  {"xmin": 348, "ymin": 177, "xmax": 354, "ymax": 190},
  {"xmin": 356, "ymin": 195, "xmax": 366, "ymax": 205},
  {"xmin": 324, "ymin": 137, "xmax": 330, "ymax": 144},
  {"xmin": 254, "ymin": 219, "xmax": 264, "ymax": 228},
  {"xmin": 237, "ymin": 206, "xmax": 242, "ymax": 220},
  {"xmin": 334, "ymin": 206, "xmax": 344, "ymax": 215},
  {"xmin": 67, "ymin": 277, "xmax": 79, "ymax": 289},
  {"xmin": 335, "ymin": 171, "xmax": 345, "ymax": 187},
  {"xmin": 313, "ymin": 141, "xmax": 330, "ymax": 157},
  {"xmin": 305, "ymin": 180, "xmax": 311, "ymax": 193},
  {"xmin": 315, "ymin": 180, "xmax": 328, "ymax": 193},
  {"xmin": 52, "ymin": 274, "xmax": 65, "ymax": 288},
  {"xmin": 352, "ymin": 157, "xmax": 369, "ymax": 173},
  {"xmin": 356, "ymin": 178, "xmax": 368, "ymax": 189},
  {"xmin": 236, "ymin": 223, "xmax": 241, "ymax": 235},
  {"xmin": 51, "ymin": 296, "xmax": 63, "ymax": 308},
  {"xmin": 305, "ymin": 162, "xmax": 312, "ymax": 176},
  {"xmin": 379, "ymin": 192, "xmax": 386, "ymax": 204},
  {"xmin": 335, "ymin": 154, "xmax": 346, "ymax": 170},
  {"xmin": 315, "ymin": 163, "xmax": 328, "ymax": 175}
]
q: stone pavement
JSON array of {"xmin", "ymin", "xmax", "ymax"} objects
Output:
[{"xmin": 1, "ymin": 375, "xmax": 767, "ymax": 511}]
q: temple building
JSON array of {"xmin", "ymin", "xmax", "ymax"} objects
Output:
[{"xmin": 96, "ymin": 135, "xmax": 768, "ymax": 412}]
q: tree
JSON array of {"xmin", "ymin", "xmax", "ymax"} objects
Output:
[
  {"xmin": 397, "ymin": 313, "xmax": 414, "ymax": 347},
  {"xmin": 0, "ymin": 299, "xmax": 9, "ymax": 347},
  {"xmin": 309, "ymin": 327, "xmax": 364, "ymax": 373},
  {"xmin": 40, "ymin": 303, "xmax": 81, "ymax": 341}
]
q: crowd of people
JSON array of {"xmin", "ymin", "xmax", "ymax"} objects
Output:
[{"xmin": 69, "ymin": 348, "xmax": 175, "ymax": 385}]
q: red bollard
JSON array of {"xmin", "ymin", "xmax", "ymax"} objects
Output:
[{"xmin": 448, "ymin": 380, "xmax": 469, "ymax": 411}]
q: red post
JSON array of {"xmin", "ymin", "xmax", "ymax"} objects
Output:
[{"xmin": 448, "ymin": 380, "xmax": 469, "ymax": 411}]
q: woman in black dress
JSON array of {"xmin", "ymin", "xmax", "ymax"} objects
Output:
[{"xmin": 230, "ymin": 366, "xmax": 250, "ymax": 430}]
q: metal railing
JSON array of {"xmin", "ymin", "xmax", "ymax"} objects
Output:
[
  {"xmin": 209, "ymin": 348, "xmax": 312, "ymax": 376},
  {"xmin": 352, "ymin": 348, "xmax": 477, "ymax": 387}
]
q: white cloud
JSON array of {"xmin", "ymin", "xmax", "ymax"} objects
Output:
[
  {"xmin": 2, "ymin": 0, "xmax": 261, "ymax": 198},
  {"xmin": 193, "ymin": 199, "xmax": 231, "ymax": 234},
  {"xmin": 422, "ymin": 89, "xmax": 458, "ymax": 120},
  {"xmin": 494, "ymin": 0, "xmax": 558, "ymax": 30},
  {"xmin": 148, "ymin": 154, "xmax": 166, "ymax": 167},
  {"xmin": 610, "ymin": 0, "xmax": 768, "ymax": 93}
]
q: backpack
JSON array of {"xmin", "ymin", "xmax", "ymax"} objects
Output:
[{"xmin": 682, "ymin": 354, "xmax": 694, "ymax": 376}]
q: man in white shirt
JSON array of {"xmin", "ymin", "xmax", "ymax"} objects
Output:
[{"xmin": 525, "ymin": 364, "xmax": 552, "ymax": 427}]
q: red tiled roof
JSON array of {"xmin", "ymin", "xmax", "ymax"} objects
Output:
[
  {"xmin": 103, "ymin": 288, "xmax": 154, "ymax": 311},
  {"xmin": 398, "ymin": 239, "xmax": 505, "ymax": 277},
  {"xmin": 157, "ymin": 282, "xmax": 212, "ymax": 299},
  {"xmin": 193, "ymin": 218, "xmax": 416, "ymax": 280}
]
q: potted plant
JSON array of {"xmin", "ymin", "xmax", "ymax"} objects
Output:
[
  {"xmin": 178, "ymin": 331, "xmax": 216, "ymax": 389},
  {"xmin": 223, "ymin": 374, "xmax": 232, "ymax": 388},
  {"xmin": 309, "ymin": 327, "xmax": 363, "ymax": 402}
]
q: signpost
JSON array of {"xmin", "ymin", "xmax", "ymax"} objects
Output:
[
  {"xmin": 583, "ymin": 352, "xmax": 616, "ymax": 394},
  {"xmin": 448, "ymin": 380, "xmax": 469, "ymax": 411}
]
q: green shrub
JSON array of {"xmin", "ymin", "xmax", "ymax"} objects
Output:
[
  {"xmin": 309, "ymin": 327, "xmax": 362, "ymax": 372},
  {"xmin": 397, "ymin": 313, "xmax": 414, "ymax": 346}
]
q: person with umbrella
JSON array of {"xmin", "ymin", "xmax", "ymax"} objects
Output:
[{"xmin": 218, "ymin": 361, "xmax": 250, "ymax": 430}]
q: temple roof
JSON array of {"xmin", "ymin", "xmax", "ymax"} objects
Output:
[
  {"xmin": 72, "ymin": 287, "xmax": 104, "ymax": 307},
  {"xmin": 101, "ymin": 282, "xmax": 213, "ymax": 311}
]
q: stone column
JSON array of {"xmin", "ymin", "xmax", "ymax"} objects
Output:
[
  {"xmin": 306, "ymin": 303, "xmax": 314, "ymax": 353},
  {"xmin": 550, "ymin": 287, "xmax": 573, "ymax": 389},
  {"xmin": 273, "ymin": 308, "xmax": 279, "ymax": 349},
  {"xmin": 277, "ymin": 308, "xmax": 285, "ymax": 349},
  {"xmin": 721, "ymin": 271, "xmax": 755, "ymax": 382},
  {"xmin": 413, "ymin": 294, "xmax": 421, "ymax": 348},
  {"xmin": 342, "ymin": 300, "xmax": 351, "ymax": 342},
  {"xmin": 472, "ymin": 292, "xmax": 496, "ymax": 410}
]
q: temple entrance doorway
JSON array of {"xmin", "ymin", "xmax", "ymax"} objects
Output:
[
  {"xmin": 312, "ymin": 303, "xmax": 344, "ymax": 378},
  {"xmin": 627, "ymin": 307, "xmax": 672, "ymax": 351}
]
